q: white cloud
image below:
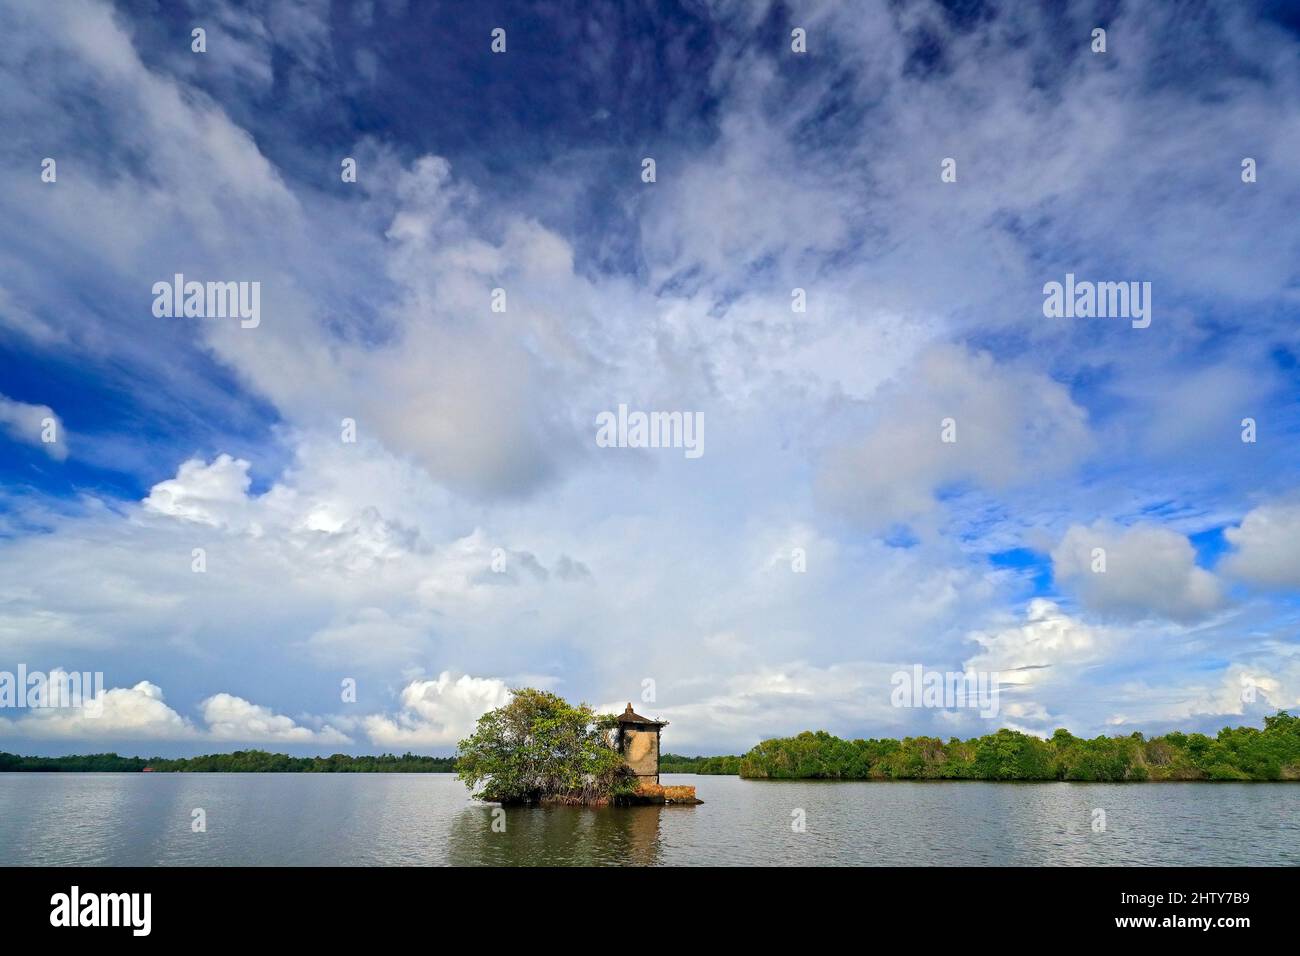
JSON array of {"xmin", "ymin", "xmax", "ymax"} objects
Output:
[
  {"xmin": 0, "ymin": 286, "xmax": 65, "ymax": 345},
  {"xmin": 363, "ymin": 672, "xmax": 511, "ymax": 747},
  {"xmin": 817, "ymin": 345, "xmax": 1091, "ymax": 530},
  {"xmin": 0, "ymin": 678, "xmax": 348, "ymax": 745},
  {"xmin": 142, "ymin": 454, "xmax": 254, "ymax": 528},
  {"xmin": 631, "ymin": 660, "xmax": 935, "ymax": 752},
  {"xmin": 0, "ymin": 680, "xmax": 195, "ymax": 740},
  {"xmin": 964, "ymin": 599, "xmax": 1106, "ymax": 686},
  {"xmin": 1222, "ymin": 501, "xmax": 1300, "ymax": 588},
  {"xmin": 957, "ymin": 600, "xmax": 1135, "ymax": 736},
  {"xmin": 0, "ymin": 608, "xmax": 107, "ymax": 656},
  {"xmin": 1172, "ymin": 665, "xmax": 1290, "ymax": 720},
  {"xmin": 0, "ymin": 394, "xmax": 66, "ymax": 460},
  {"xmin": 302, "ymin": 608, "xmax": 432, "ymax": 669},
  {"xmin": 200, "ymin": 693, "xmax": 350, "ymax": 745},
  {"xmin": 1106, "ymin": 664, "xmax": 1299, "ymax": 729},
  {"xmin": 1052, "ymin": 522, "xmax": 1223, "ymax": 622}
]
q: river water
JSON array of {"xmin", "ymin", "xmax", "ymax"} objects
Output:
[{"xmin": 1, "ymin": 773, "xmax": 1295, "ymax": 865}]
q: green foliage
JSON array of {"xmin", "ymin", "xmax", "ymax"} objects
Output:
[
  {"xmin": 737, "ymin": 712, "xmax": 1300, "ymax": 782},
  {"xmin": 1052, "ymin": 733, "xmax": 1149, "ymax": 781},
  {"xmin": 0, "ymin": 752, "xmax": 151, "ymax": 772},
  {"xmin": 659, "ymin": 753, "xmax": 742, "ymax": 774},
  {"xmin": 454, "ymin": 688, "xmax": 636, "ymax": 804},
  {"xmin": 0, "ymin": 751, "xmax": 456, "ymax": 773},
  {"xmin": 972, "ymin": 729, "xmax": 1056, "ymax": 780}
]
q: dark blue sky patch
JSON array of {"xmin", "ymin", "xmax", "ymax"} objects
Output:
[{"xmin": 989, "ymin": 546, "xmax": 1053, "ymax": 595}]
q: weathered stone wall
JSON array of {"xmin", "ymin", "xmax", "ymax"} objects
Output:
[{"xmin": 624, "ymin": 728, "xmax": 659, "ymax": 779}]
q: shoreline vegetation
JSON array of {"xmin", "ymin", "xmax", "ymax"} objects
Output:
[
  {"xmin": 659, "ymin": 754, "xmax": 743, "ymax": 775},
  {"xmin": 0, "ymin": 752, "xmax": 455, "ymax": 773},
  {"xmin": 3, "ymin": 711, "xmax": 1296, "ymax": 783},
  {"xmin": 735, "ymin": 711, "xmax": 1300, "ymax": 782}
]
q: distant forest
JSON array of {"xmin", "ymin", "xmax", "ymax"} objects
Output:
[
  {"xmin": 738, "ymin": 712, "xmax": 1300, "ymax": 782},
  {"xmin": 0, "ymin": 751, "xmax": 456, "ymax": 773},
  {"xmin": 5, "ymin": 712, "xmax": 1298, "ymax": 780},
  {"xmin": 659, "ymin": 753, "xmax": 742, "ymax": 774}
]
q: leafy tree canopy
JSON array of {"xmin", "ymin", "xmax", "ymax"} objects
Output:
[
  {"xmin": 455, "ymin": 688, "xmax": 637, "ymax": 804},
  {"xmin": 737, "ymin": 711, "xmax": 1300, "ymax": 782}
]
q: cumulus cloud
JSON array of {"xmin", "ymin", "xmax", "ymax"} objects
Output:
[
  {"xmin": 142, "ymin": 454, "xmax": 254, "ymax": 528},
  {"xmin": 1051, "ymin": 522, "xmax": 1223, "ymax": 623},
  {"xmin": 193, "ymin": 149, "xmax": 602, "ymax": 502},
  {"xmin": 1166, "ymin": 665, "xmax": 1290, "ymax": 720},
  {"xmin": 200, "ymin": 692, "xmax": 350, "ymax": 745},
  {"xmin": 958, "ymin": 600, "xmax": 1135, "ymax": 735},
  {"xmin": 1221, "ymin": 501, "xmax": 1300, "ymax": 588},
  {"xmin": 1105, "ymin": 664, "xmax": 1299, "ymax": 731},
  {"xmin": 621, "ymin": 661, "xmax": 900, "ymax": 750},
  {"xmin": 0, "ymin": 394, "xmax": 66, "ymax": 460},
  {"xmin": 0, "ymin": 436, "xmax": 620, "ymax": 710},
  {"xmin": 363, "ymin": 673, "xmax": 512, "ymax": 747},
  {"xmin": 0, "ymin": 679, "xmax": 195, "ymax": 739},
  {"xmin": 0, "ymin": 678, "xmax": 348, "ymax": 744},
  {"xmin": 817, "ymin": 346, "xmax": 1091, "ymax": 530},
  {"xmin": 964, "ymin": 599, "xmax": 1106, "ymax": 686}
]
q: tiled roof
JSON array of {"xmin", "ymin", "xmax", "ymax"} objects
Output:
[{"xmin": 616, "ymin": 702, "xmax": 667, "ymax": 726}]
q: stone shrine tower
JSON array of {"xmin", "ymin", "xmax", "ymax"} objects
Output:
[{"xmin": 614, "ymin": 703, "xmax": 667, "ymax": 785}]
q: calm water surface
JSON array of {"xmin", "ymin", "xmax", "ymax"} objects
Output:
[{"xmin": 1, "ymin": 773, "xmax": 1296, "ymax": 866}]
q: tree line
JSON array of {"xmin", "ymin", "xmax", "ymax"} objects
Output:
[
  {"xmin": 735, "ymin": 712, "xmax": 1300, "ymax": 781},
  {"xmin": 7, "ymin": 712, "xmax": 1298, "ymax": 781},
  {"xmin": 659, "ymin": 753, "xmax": 743, "ymax": 774},
  {"xmin": 0, "ymin": 750, "xmax": 457, "ymax": 773}
]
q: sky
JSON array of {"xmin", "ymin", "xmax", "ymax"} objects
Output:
[{"xmin": 1, "ymin": 0, "xmax": 1298, "ymax": 756}]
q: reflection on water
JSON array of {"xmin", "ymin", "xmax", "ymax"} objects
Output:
[
  {"xmin": 1, "ymin": 773, "xmax": 1296, "ymax": 866},
  {"xmin": 447, "ymin": 804, "xmax": 666, "ymax": 866}
]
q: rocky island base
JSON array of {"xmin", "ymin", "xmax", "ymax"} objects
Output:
[{"xmin": 622, "ymin": 782, "xmax": 702, "ymax": 805}]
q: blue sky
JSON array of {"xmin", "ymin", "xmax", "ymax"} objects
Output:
[{"xmin": 1, "ymin": 0, "xmax": 1298, "ymax": 755}]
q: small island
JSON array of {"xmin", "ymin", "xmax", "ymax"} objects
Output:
[{"xmin": 454, "ymin": 689, "xmax": 701, "ymax": 805}]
